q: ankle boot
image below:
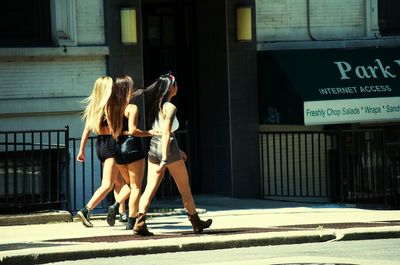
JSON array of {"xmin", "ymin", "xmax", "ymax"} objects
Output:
[
  {"xmin": 125, "ymin": 217, "xmax": 136, "ymax": 230},
  {"xmin": 188, "ymin": 213, "xmax": 212, "ymax": 234},
  {"xmin": 133, "ymin": 213, "xmax": 154, "ymax": 236}
]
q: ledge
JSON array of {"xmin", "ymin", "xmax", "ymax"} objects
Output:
[
  {"xmin": 257, "ymin": 37, "xmax": 400, "ymax": 51},
  {"xmin": 0, "ymin": 97, "xmax": 85, "ymax": 117},
  {"xmin": 0, "ymin": 46, "xmax": 109, "ymax": 58}
]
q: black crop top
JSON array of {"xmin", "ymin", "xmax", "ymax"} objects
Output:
[
  {"xmin": 122, "ymin": 116, "xmax": 129, "ymax": 131},
  {"xmin": 101, "ymin": 113, "xmax": 108, "ymax": 127}
]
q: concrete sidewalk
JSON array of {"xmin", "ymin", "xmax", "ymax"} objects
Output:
[{"xmin": 1, "ymin": 195, "xmax": 400, "ymax": 264}]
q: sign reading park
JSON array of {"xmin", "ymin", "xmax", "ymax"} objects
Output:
[{"xmin": 258, "ymin": 48, "xmax": 400, "ymax": 125}]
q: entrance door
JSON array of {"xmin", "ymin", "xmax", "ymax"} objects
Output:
[{"xmin": 141, "ymin": 0, "xmax": 201, "ymax": 195}]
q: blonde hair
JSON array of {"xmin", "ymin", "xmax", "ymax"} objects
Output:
[{"xmin": 81, "ymin": 76, "xmax": 113, "ymax": 134}]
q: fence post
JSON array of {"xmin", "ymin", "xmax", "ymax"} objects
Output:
[
  {"xmin": 338, "ymin": 130, "xmax": 344, "ymax": 203},
  {"xmin": 65, "ymin": 125, "xmax": 71, "ymax": 213}
]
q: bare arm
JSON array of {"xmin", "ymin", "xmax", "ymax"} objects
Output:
[
  {"xmin": 125, "ymin": 104, "xmax": 138, "ymax": 134},
  {"xmin": 77, "ymin": 126, "xmax": 91, "ymax": 162},
  {"xmin": 161, "ymin": 103, "xmax": 177, "ymax": 162},
  {"xmin": 125, "ymin": 104, "xmax": 160, "ymax": 137}
]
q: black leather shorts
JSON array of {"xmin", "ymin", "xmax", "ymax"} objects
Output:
[
  {"xmin": 148, "ymin": 135, "xmax": 181, "ymax": 165},
  {"xmin": 114, "ymin": 135, "xmax": 145, "ymax": 165},
  {"xmin": 96, "ymin": 135, "xmax": 115, "ymax": 163}
]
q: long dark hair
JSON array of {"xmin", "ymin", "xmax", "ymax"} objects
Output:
[
  {"xmin": 134, "ymin": 74, "xmax": 174, "ymax": 129},
  {"xmin": 106, "ymin": 75, "xmax": 134, "ymax": 139}
]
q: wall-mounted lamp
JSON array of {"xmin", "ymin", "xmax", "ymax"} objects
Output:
[
  {"xmin": 120, "ymin": 7, "xmax": 137, "ymax": 45},
  {"xmin": 236, "ymin": 6, "xmax": 252, "ymax": 41}
]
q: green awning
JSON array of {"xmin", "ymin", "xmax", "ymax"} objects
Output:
[{"xmin": 258, "ymin": 47, "xmax": 400, "ymax": 125}]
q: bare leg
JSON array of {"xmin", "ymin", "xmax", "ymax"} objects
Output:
[
  {"xmin": 134, "ymin": 160, "xmax": 163, "ymax": 235},
  {"xmin": 113, "ymin": 173, "xmax": 126, "ymax": 213},
  {"xmin": 115, "ymin": 165, "xmax": 132, "ymax": 204},
  {"xmin": 106, "ymin": 164, "xmax": 131, "ymax": 226},
  {"xmin": 86, "ymin": 158, "xmax": 118, "ymax": 210},
  {"xmin": 138, "ymin": 161, "xmax": 165, "ymax": 213},
  {"xmin": 168, "ymin": 160, "xmax": 212, "ymax": 233},
  {"xmin": 127, "ymin": 158, "xmax": 145, "ymax": 218},
  {"xmin": 167, "ymin": 160, "xmax": 196, "ymax": 215}
]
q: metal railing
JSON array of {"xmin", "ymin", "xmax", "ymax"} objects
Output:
[
  {"xmin": 0, "ymin": 127, "xmax": 70, "ymax": 212},
  {"xmin": 259, "ymin": 129, "xmax": 400, "ymax": 208},
  {"xmin": 337, "ymin": 129, "xmax": 385, "ymax": 203},
  {"xmin": 385, "ymin": 142, "xmax": 400, "ymax": 208},
  {"xmin": 259, "ymin": 131, "xmax": 337, "ymax": 200},
  {"xmin": 68, "ymin": 135, "xmax": 107, "ymax": 213}
]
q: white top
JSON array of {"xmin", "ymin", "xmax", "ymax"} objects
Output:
[{"xmin": 152, "ymin": 112, "xmax": 179, "ymax": 133}]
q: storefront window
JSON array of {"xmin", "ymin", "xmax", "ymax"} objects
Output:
[{"xmin": 378, "ymin": 0, "xmax": 400, "ymax": 36}]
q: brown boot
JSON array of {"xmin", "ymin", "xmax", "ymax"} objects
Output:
[
  {"xmin": 133, "ymin": 213, "xmax": 154, "ymax": 236},
  {"xmin": 188, "ymin": 213, "xmax": 212, "ymax": 234}
]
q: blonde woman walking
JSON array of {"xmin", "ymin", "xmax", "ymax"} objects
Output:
[{"xmin": 76, "ymin": 76, "xmax": 130, "ymax": 227}]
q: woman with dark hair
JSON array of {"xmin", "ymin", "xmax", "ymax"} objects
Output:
[
  {"xmin": 105, "ymin": 75, "xmax": 159, "ymax": 230},
  {"xmin": 132, "ymin": 73, "xmax": 212, "ymax": 236}
]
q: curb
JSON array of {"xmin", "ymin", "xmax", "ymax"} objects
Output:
[
  {"xmin": 2, "ymin": 228, "xmax": 400, "ymax": 265},
  {"xmin": 337, "ymin": 230, "xmax": 400, "ymax": 241},
  {"xmin": 0, "ymin": 211, "xmax": 72, "ymax": 226},
  {"xmin": 0, "ymin": 233, "xmax": 336, "ymax": 265}
]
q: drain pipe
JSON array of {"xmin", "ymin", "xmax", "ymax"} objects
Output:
[{"xmin": 306, "ymin": 0, "xmax": 317, "ymax": 41}]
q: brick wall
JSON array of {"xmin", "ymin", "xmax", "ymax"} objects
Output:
[
  {"xmin": 256, "ymin": 0, "xmax": 365, "ymax": 42},
  {"xmin": 0, "ymin": 57, "xmax": 106, "ymax": 100},
  {"xmin": 0, "ymin": 0, "xmax": 107, "ymax": 137},
  {"xmin": 76, "ymin": 0, "xmax": 105, "ymax": 45}
]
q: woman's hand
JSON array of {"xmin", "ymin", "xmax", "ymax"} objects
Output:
[
  {"xmin": 149, "ymin": 129, "xmax": 162, "ymax": 136},
  {"xmin": 179, "ymin": 150, "xmax": 187, "ymax": 161},
  {"xmin": 77, "ymin": 151, "xmax": 85, "ymax": 163},
  {"xmin": 157, "ymin": 160, "xmax": 167, "ymax": 173}
]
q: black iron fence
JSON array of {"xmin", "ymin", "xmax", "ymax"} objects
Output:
[
  {"xmin": 337, "ymin": 129, "xmax": 385, "ymax": 203},
  {"xmin": 260, "ymin": 129, "xmax": 400, "ymax": 208},
  {"xmin": 0, "ymin": 127, "xmax": 70, "ymax": 212},
  {"xmin": 68, "ymin": 135, "xmax": 108, "ymax": 213},
  {"xmin": 259, "ymin": 131, "xmax": 338, "ymax": 200},
  {"xmin": 2, "ymin": 126, "xmax": 398, "ymax": 212},
  {"xmin": 385, "ymin": 141, "xmax": 400, "ymax": 208}
]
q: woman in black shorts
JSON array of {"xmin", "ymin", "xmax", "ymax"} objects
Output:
[
  {"xmin": 76, "ymin": 76, "xmax": 130, "ymax": 227},
  {"xmin": 105, "ymin": 75, "xmax": 159, "ymax": 230},
  {"xmin": 132, "ymin": 73, "xmax": 212, "ymax": 236}
]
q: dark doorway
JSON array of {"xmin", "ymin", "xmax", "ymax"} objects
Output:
[{"xmin": 141, "ymin": 0, "xmax": 201, "ymax": 194}]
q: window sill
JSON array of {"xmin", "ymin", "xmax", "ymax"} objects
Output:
[
  {"xmin": 0, "ymin": 46, "xmax": 109, "ymax": 58},
  {"xmin": 257, "ymin": 37, "xmax": 400, "ymax": 51}
]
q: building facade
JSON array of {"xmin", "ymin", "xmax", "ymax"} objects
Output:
[{"xmin": 1, "ymin": 0, "xmax": 399, "ymax": 208}]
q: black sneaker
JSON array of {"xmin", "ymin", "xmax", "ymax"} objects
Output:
[
  {"xmin": 77, "ymin": 206, "xmax": 93, "ymax": 227},
  {"xmin": 106, "ymin": 202, "xmax": 119, "ymax": 226},
  {"xmin": 119, "ymin": 212, "xmax": 128, "ymax": 223}
]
